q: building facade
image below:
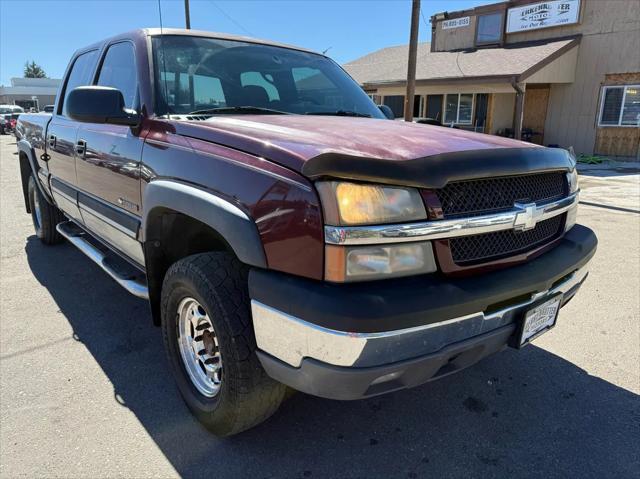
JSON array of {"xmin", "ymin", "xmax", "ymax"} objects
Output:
[
  {"xmin": 344, "ymin": 0, "xmax": 640, "ymax": 158},
  {"xmin": 0, "ymin": 77, "xmax": 61, "ymax": 111}
]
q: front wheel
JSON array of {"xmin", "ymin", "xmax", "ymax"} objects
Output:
[
  {"xmin": 161, "ymin": 252, "xmax": 287, "ymax": 436},
  {"xmin": 28, "ymin": 175, "xmax": 64, "ymax": 245}
]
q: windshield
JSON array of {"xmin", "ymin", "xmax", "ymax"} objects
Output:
[{"xmin": 152, "ymin": 35, "xmax": 384, "ymax": 119}]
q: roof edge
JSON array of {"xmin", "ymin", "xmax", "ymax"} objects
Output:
[{"xmin": 363, "ymin": 75, "xmax": 516, "ymax": 88}]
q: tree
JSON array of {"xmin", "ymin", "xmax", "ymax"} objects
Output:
[{"xmin": 23, "ymin": 61, "xmax": 47, "ymax": 78}]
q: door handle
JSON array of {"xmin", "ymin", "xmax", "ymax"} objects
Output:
[
  {"xmin": 48, "ymin": 134, "xmax": 56, "ymax": 148},
  {"xmin": 75, "ymin": 139, "xmax": 86, "ymax": 157}
]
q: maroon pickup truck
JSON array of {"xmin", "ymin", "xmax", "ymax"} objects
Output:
[{"xmin": 17, "ymin": 29, "xmax": 596, "ymax": 436}]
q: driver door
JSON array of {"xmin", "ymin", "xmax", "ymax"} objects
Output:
[{"xmin": 75, "ymin": 41, "xmax": 145, "ymax": 267}]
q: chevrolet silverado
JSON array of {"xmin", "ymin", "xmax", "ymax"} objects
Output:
[{"xmin": 16, "ymin": 29, "xmax": 596, "ymax": 436}]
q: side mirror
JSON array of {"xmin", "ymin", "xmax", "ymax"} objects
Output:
[
  {"xmin": 378, "ymin": 104, "xmax": 395, "ymax": 120},
  {"xmin": 66, "ymin": 86, "xmax": 140, "ymax": 126}
]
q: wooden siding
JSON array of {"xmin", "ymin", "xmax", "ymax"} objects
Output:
[
  {"xmin": 594, "ymin": 72, "xmax": 640, "ymax": 158},
  {"xmin": 433, "ymin": 16, "xmax": 477, "ymax": 52},
  {"xmin": 594, "ymin": 129, "xmax": 640, "ymax": 158},
  {"xmin": 523, "ymin": 85, "xmax": 550, "ymax": 144},
  {"xmin": 602, "ymin": 72, "xmax": 640, "ymax": 86}
]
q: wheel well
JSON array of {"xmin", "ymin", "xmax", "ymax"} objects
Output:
[
  {"xmin": 19, "ymin": 151, "xmax": 33, "ymax": 214},
  {"xmin": 144, "ymin": 208, "xmax": 234, "ymax": 325}
]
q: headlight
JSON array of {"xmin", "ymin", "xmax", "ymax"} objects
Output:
[
  {"xmin": 325, "ymin": 242, "xmax": 437, "ymax": 282},
  {"xmin": 565, "ymin": 168, "xmax": 579, "ymax": 232},
  {"xmin": 567, "ymin": 168, "xmax": 579, "ymax": 194},
  {"xmin": 316, "ymin": 181, "xmax": 427, "ymax": 226}
]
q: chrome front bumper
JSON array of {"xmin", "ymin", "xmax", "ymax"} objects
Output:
[{"xmin": 252, "ymin": 263, "xmax": 589, "ymax": 369}]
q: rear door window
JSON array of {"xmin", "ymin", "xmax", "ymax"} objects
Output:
[{"xmin": 61, "ymin": 50, "xmax": 99, "ymax": 117}]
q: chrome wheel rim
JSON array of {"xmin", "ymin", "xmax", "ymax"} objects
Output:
[
  {"xmin": 33, "ymin": 191, "xmax": 42, "ymax": 231},
  {"xmin": 176, "ymin": 297, "xmax": 222, "ymax": 397}
]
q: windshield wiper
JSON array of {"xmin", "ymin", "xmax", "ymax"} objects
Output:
[
  {"xmin": 186, "ymin": 106, "xmax": 291, "ymax": 115},
  {"xmin": 305, "ymin": 110, "xmax": 371, "ymax": 118}
]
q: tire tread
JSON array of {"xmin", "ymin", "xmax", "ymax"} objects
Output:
[{"xmin": 161, "ymin": 252, "xmax": 286, "ymax": 436}]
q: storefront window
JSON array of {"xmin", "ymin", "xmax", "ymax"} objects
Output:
[
  {"xmin": 459, "ymin": 94, "xmax": 473, "ymax": 123},
  {"xmin": 444, "ymin": 93, "xmax": 474, "ymax": 125},
  {"xmin": 383, "ymin": 95, "xmax": 405, "ymax": 118},
  {"xmin": 476, "ymin": 12, "xmax": 503, "ymax": 45},
  {"xmin": 599, "ymin": 85, "xmax": 640, "ymax": 126},
  {"xmin": 444, "ymin": 95, "xmax": 458, "ymax": 124}
]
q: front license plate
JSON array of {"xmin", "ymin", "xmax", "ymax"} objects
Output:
[{"xmin": 519, "ymin": 296, "xmax": 562, "ymax": 347}]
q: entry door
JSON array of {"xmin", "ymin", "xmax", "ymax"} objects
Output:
[
  {"xmin": 47, "ymin": 49, "xmax": 100, "ymax": 222},
  {"xmin": 425, "ymin": 95, "xmax": 443, "ymax": 122},
  {"xmin": 474, "ymin": 94, "xmax": 489, "ymax": 132},
  {"xmin": 413, "ymin": 95, "xmax": 422, "ymax": 118},
  {"xmin": 522, "ymin": 86, "xmax": 550, "ymax": 144},
  {"xmin": 75, "ymin": 41, "xmax": 145, "ymax": 266}
]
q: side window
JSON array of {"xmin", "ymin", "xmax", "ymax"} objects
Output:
[
  {"xmin": 61, "ymin": 50, "xmax": 99, "ymax": 117},
  {"xmin": 97, "ymin": 42, "xmax": 138, "ymax": 109},
  {"xmin": 476, "ymin": 12, "xmax": 504, "ymax": 45},
  {"xmin": 444, "ymin": 93, "xmax": 474, "ymax": 125}
]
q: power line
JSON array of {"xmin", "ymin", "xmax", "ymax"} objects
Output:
[
  {"xmin": 420, "ymin": 9, "xmax": 430, "ymax": 33},
  {"xmin": 209, "ymin": 1, "xmax": 255, "ymax": 37}
]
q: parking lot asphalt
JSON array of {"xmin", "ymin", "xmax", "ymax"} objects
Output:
[{"xmin": 1, "ymin": 134, "xmax": 638, "ymax": 479}]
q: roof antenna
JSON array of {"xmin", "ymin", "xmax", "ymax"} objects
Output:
[
  {"xmin": 157, "ymin": 0, "xmax": 170, "ymax": 117},
  {"xmin": 322, "ymin": 46, "xmax": 332, "ymax": 55}
]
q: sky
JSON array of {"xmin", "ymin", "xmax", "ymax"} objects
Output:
[{"xmin": 0, "ymin": 0, "xmax": 488, "ymax": 86}]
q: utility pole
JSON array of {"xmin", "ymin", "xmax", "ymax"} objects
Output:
[
  {"xmin": 184, "ymin": 0, "xmax": 191, "ymax": 29},
  {"xmin": 404, "ymin": 0, "xmax": 420, "ymax": 122}
]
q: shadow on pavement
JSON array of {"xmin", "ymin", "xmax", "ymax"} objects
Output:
[{"xmin": 25, "ymin": 236, "xmax": 639, "ymax": 479}]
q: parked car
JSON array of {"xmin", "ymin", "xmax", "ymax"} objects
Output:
[
  {"xmin": 0, "ymin": 105, "xmax": 24, "ymax": 134},
  {"xmin": 16, "ymin": 29, "xmax": 596, "ymax": 436}
]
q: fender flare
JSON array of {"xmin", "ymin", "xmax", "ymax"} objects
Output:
[
  {"xmin": 17, "ymin": 139, "xmax": 53, "ymax": 209},
  {"xmin": 141, "ymin": 180, "xmax": 267, "ymax": 268}
]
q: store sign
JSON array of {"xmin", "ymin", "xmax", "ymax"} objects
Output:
[
  {"xmin": 442, "ymin": 17, "xmax": 470, "ymax": 30},
  {"xmin": 506, "ymin": 0, "xmax": 580, "ymax": 33}
]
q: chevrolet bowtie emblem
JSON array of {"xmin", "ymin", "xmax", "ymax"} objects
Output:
[{"xmin": 513, "ymin": 202, "xmax": 544, "ymax": 231}]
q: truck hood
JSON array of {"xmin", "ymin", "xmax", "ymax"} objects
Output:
[{"xmin": 174, "ymin": 115, "xmax": 538, "ymax": 175}]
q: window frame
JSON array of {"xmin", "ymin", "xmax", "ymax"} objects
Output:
[
  {"xmin": 598, "ymin": 84, "xmax": 640, "ymax": 128},
  {"xmin": 475, "ymin": 11, "xmax": 505, "ymax": 47},
  {"xmin": 444, "ymin": 93, "xmax": 475, "ymax": 125},
  {"xmin": 56, "ymin": 48, "xmax": 100, "ymax": 117},
  {"xmin": 94, "ymin": 40, "xmax": 140, "ymax": 112}
]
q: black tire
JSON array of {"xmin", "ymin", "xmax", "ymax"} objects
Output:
[
  {"xmin": 28, "ymin": 175, "xmax": 64, "ymax": 245},
  {"xmin": 161, "ymin": 252, "xmax": 287, "ymax": 436}
]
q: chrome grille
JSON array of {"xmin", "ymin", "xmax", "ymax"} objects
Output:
[
  {"xmin": 449, "ymin": 215, "xmax": 565, "ymax": 265},
  {"xmin": 436, "ymin": 172, "xmax": 566, "ymax": 219}
]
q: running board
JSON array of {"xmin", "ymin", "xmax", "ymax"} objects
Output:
[{"xmin": 56, "ymin": 221, "xmax": 149, "ymax": 300}]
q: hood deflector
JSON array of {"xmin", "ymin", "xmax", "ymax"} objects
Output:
[{"xmin": 301, "ymin": 147, "xmax": 574, "ymax": 189}]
